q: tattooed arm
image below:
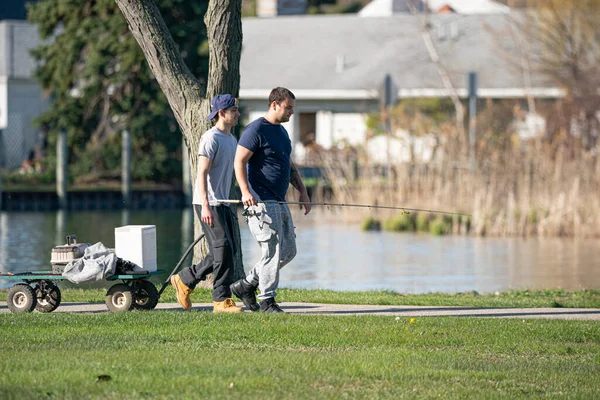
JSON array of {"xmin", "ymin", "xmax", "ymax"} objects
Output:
[{"xmin": 290, "ymin": 159, "xmax": 311, "ymax": 215}]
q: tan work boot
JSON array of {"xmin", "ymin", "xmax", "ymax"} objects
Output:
[
  {"xmin": 170, "ymin": 274, "xmax": 193, "ymax": 311},
  {"xmin": 213, "ymin": 298, "xmax": 243, "ymax": 313}
]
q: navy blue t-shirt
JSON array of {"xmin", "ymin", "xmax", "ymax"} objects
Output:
[{"xmin": 238, "ymin": 117, "xmax": 292, "ymax": 201}]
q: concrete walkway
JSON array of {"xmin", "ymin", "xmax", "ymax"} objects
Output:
[{"xmin": 2, "ymin": 301, "xmax": 600, "ymax": 320}]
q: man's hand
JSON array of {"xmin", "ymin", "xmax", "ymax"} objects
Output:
[
  {"xmin": 201, "ymin": 206, "xmax": 214, "ymax": 227},
  {"xmin": 299, "ymin": 191, "xmax": 311, "ymax": 215},
  {"xmin": 241, "ymin": 191, "xmax": 257, "ymax": 207}
]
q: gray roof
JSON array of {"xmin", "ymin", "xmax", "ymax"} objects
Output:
[
  {"xmin": 1, "ymin": 14, "xmax": 559, "ymax": 99},
  {"xmin": 240, "ymin": 13, "xmax": 558, "ymax": 97}
]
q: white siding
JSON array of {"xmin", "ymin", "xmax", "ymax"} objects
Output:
[
  {"xmin": 0, "ymin": 21, "xmax": 48, "ymax": 170},
  {"xmin": 0, "ymin": 77, "xmax": 7, "ymax": 129},
  {"xmin": 3, "ymin": 80, "xmax": 48, "ymax": 169},
  {"xmin": 316, "ymin": 112, "xmax": 367, "ymax": 149},
  {"xmin": 247, "ymin": 111, "xmax": 264, "ymax": 124},
  {"xmin": 0, "ymin": 23, "xmax": 6, "ymax": 78},
  {"xmin": 0, "ymin": 21, "xmax": 41, "ymax": 79},
  {"xmin": 316, "ymin": 111, "xmax": 333, "ymax": 149},
  {"xmin": 285, "ymin": 114, "xmax": 296, "ymax": 145},
  {"xmin": 243, "ymin": 110, "xmax": 296, "ymax": 145},
  {"xmin": 331, "ymin": 113, "xmax": 367, "ymax": 147}
]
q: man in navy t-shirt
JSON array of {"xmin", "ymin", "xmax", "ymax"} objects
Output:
[
  {"xmin": 231, "ymin": 87, "xmax": 312, "ymax": 313},
  {"xmin": 238, "ymin": 117, "xmax": 291, "ymax": 201}
]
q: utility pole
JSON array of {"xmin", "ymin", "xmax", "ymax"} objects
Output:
[
  {"xmin": 468, "ymin": 71, "xmax": 478, "ymax": 171},
  {"xmin": 121, "ymin": 129, "xmax": 132, "ymax": 208},
  {"xmin": 56, "ymin": 129, "xmax": 68, "ymax": 209},
  {"xmin": 381, "ymin": 74, "xmax": 396, "ymax": 179},
  {"xmin": 421, "ymin": 0, "xmax": 465, "ymax": 136}
]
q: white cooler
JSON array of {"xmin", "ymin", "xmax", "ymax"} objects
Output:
[{"xmin": 114, "ymin": 225, "xmax": 157, "ymax": 272}]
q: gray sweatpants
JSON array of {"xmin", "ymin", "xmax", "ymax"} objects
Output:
[{"xmin": 244, "ymin": 203, "xmax": 297, "ymax": 300}]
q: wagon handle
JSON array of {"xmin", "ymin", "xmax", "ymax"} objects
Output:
[{"xmin": 157, "ymin": 234, "xmax": 204, "ymax": 298}]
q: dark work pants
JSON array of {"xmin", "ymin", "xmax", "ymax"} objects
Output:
[{"xmin": 179, "ymin": 205, "xmax": 237, "ymax": 301}]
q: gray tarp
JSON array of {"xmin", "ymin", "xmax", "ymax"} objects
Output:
[{"xmin": 62, "ymin": 242, "xmax": 117, "ymax": 284}]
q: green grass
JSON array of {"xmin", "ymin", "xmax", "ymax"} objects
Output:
[
  {"xmin": 277, "ymin": 288, "xmax": 600, "ymax": 308},
  {"xmin": 383, "ymin": 213, "xmax": 414, "ymax": 232},
  {"xmin": 360, "ymin": 216, "xmax": 382, "ymax": 231},
  {"xmin": 1, "ymin": 312, "xmax": 599, "ymax": 399},
  {"xmin": 366, "ymin": 213, "xmax": 463, "ymax": 236},
  {"xmin": 12, "ymin": 286, "xmax": 598, "ymax": 309},
  {"xmin": 415, "ymin": 213, "xmax": 430, "ymax": 232},
  {"xmin": 429, "ymin": 215, "xmax": 452, "ymax": 236}
]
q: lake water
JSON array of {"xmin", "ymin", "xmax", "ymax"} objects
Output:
[{"xmin": 1, "ymin": 209, "xmax": 599, "ymax": 293}]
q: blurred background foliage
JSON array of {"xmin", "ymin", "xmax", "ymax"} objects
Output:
[{"xmin": 27, "ymin": 0, "xmax": 210, "ymax": 185}]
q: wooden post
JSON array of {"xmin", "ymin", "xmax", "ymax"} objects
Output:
[
  {"xmin": 121, "ymin": 129, "xmax": 132, "ymax": 208},
  {"xmin": 182, "ymin": 136, "xmax": 192, "ymax": 206},
  {"xmin": 55, "ymin": 209, "xmax": 66, "ymax": 245},
  {"xmin": 181, "ymin": 206, "xmax": 193, "ymax": 255},
  {"xmin": 56, "ymin": 129, "xmax": 68, "ymax": 209}
]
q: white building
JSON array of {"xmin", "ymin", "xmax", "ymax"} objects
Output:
[
  {"xmin": 1, "ymin": 11, "xmax": 563, "ymax": 169},
  {"xmin": 358, "ymin": 0, "xmax": 510, "ymax": 17},
  {"xmin": 256, "ymin": 0, "xmax": 308, "ymax": 17},
  {"xmin": 239, "ymin": 12, "xmax": 562, "ymax": 151},
  {"xmin": 0, "ymin": 20, "xmax": 48, "ymax": 170}
]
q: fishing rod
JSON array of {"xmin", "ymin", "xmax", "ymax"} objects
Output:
[{"xmin": 216, "ymin": 199, "xmax": 471, "ymax": 217}]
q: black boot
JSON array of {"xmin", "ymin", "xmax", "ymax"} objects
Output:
[
  {"xmin": 259, "ymin": 297, "xmax": 284, "ymax": 313},
  {"xmin": 230, "ymin": 279, "xmax": 259, "ymax": 312}
]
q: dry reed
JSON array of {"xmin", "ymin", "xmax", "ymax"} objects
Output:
[{"xmin": 304, "ymin": 137, "xmax": 600, "ymax": 238}]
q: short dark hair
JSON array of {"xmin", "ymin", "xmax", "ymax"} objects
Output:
[{"xmin": 268, "ymin": 87, "xmax": 295, "ymax": 106}]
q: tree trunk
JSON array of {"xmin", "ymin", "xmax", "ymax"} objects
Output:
[{"xmin": 115, "ymin": 0, "xmax": 245, "ymax": 280}]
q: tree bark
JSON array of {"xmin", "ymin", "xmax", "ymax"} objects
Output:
[{"xmin": 115, "ymin": 0, "xmax": 245, "ymax": 280}]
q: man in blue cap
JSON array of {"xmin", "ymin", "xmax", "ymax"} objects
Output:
[{"xmin": 170, "ymin": 94, "xmax": 243, "ymax": 312}]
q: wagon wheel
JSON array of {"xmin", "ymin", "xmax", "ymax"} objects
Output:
[
  {"xmin": 105, "ymin": 283, "xmax": 134, "ymax": 313},
  {"xmin": 35, "ymin": 281, "xmax": 62, "ymax": 313},
  {"xmin": 7, "ymin": 284, "xmax": 37, "ymax": 313},
  {"xmin": 132, "ymin": 280, "xmax": 159, "ymax": 311}
]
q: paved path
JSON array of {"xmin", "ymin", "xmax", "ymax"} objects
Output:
[{"xmin": 1, "ymin": 302, "xmax": 599, "ymax": 320}]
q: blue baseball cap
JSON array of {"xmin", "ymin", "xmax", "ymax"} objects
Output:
[{"xmin": 207, "ymin": 94, "xmax": 236, "ymax": 120}]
